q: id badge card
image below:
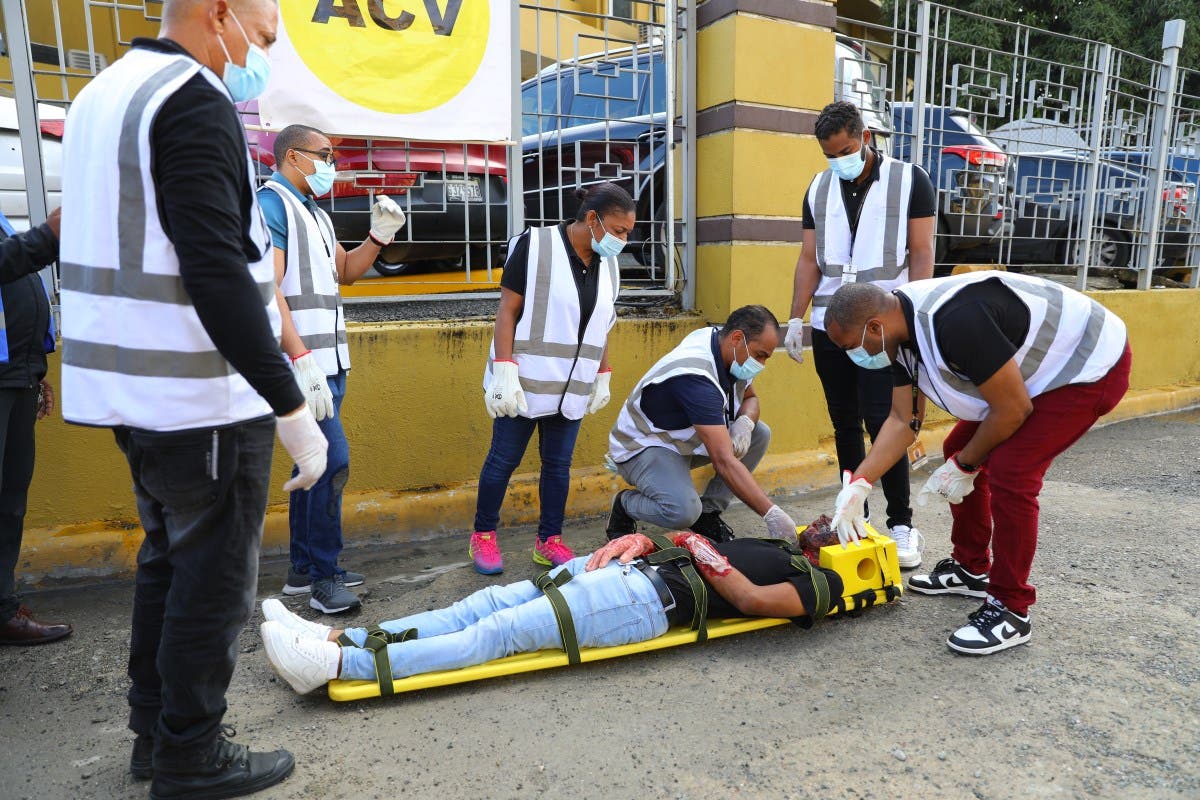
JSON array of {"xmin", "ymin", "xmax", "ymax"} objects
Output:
[
  {"xmin": 842, "ymin": 264, "xmax": 858, "ymax": 284},
  {"xmin": 907, "ymin": 438, "xmax": 930, "ymax": 470}
]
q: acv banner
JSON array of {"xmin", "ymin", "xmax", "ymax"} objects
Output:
[{"xmin": 259, "ymin": 0, "xmax": 511, "ymax": 142}]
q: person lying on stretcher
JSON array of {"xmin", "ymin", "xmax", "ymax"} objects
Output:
[{"xmin": 260, "ymin": 532, "xmax": 844, "ymax": 695}]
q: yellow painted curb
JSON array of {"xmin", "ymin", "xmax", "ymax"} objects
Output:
[{"xmin": 16, "ymin": 381, "xmax": 1200, "ymax": 590}]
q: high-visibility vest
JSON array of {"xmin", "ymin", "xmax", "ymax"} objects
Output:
[
  {"xmin": 59, "ymin": 47, "xmax": 279, "ymax": 431},
  {"xmin": 608, "ymin": 326, "xmax": 747, "ymax": 463},
  {"xmin": 261, "ymin": 181, "xmax": 349, "ymax": 376},
  {"xmin": 484, "ymin": 226, "xmax": 619, "ymax": 420},
  {"xmin": 808, "ymin": 155, "xmax": 916, "ymax": 330},
  {"xmin": 895, "ymin": 272, "xmax": 1128, "ymax": 422}
]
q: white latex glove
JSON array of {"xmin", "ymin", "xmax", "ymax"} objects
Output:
[
  {"xmin": 369, "ymin": 195, "xmax": 406, "ymax": 244},
  {"xmin": 917, "ymin": 455, "xmax": 980, "ymax": 506},
  {"xmin": 763, "ymin": 505, "xmax": 799, "ymax": 545},
  {"xmin": 785, "ymin": 318, "xmax": 806, "ymax": 364},
  {"xmin": 831, "ymin": 470, "xmax": 872, "ymax": 547},
  {"xmin": 729, "ymin": 415, "xmax": 755, "ymax": 459},
  {"xmin": 276, "ymin": 405, "xmax": 329, "ymax": 492},
  {"xmin": 587, "ymin": 369, "xmax": 612, "ymax": 415},
  {"xmin": 291, "ymin": 352, "xmax": 333, "ymax": 422},
  {"xmin": 483, "ymin": 360, "xmax": 527, "ymax": 419}
]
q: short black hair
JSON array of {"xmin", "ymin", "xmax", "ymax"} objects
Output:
[
  {"xmin": 720, "ymin": 305, "xmax": 780, "ymax": 341},
  {"xmin": 274, "ymin": 124, "xmax": 328, "ymax": 167},
  {"xmin": 826, "ymin": 283, "xmax": 889, "ymax": 330},
  {"xmin": 814, "ymin": 101, "xmax": 864, "ymax": 141},
  {"xmin": 574, "ymin": 181, "xmax": 636, "ymax": 222}
]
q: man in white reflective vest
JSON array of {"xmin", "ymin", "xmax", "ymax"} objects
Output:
[
  {"xmin": 58, "ymin": 1, "xmax": 327, "ymax": 795},
  {"xmin": 257, "ymin": 124, "xmax": 406, "ymax": 615},
  {"xmin": 606, "ymin": 305, "xmax": 800, "ymax": 544},
  {"xmin": 785, "ymin": 101, "xmax": 936, "ymax": 569},
  {"xmin": 823, "ymin": 276, "xmax": 1131, "ymax": 656}
]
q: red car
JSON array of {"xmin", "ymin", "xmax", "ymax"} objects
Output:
[{"xmin": 239, "ymin": 102, "xmax": 508, "ymax": 276}]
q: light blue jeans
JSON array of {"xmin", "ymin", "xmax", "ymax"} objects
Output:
[{"xmin": 339, "ymin": 558, "xmax": 670, "ymax": 681}]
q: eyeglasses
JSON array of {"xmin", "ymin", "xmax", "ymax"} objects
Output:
[{"xmin": 292, "ymin": 147, "xmax": 338, "ymax": 167}]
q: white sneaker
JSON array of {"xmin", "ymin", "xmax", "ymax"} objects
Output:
[
  {"xmin": 888, "ymin": 524, "xmax": 924, "ymax": 569},
  {"xmin": 262, "ymin": 598, "xmax": 333, "ymax": 641},
  {"xmin": 261, "ymin": 620, "xmax": 341, "ymax": 694}
]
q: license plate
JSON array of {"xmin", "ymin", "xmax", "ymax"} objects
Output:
[{"xmin": 446, "ymin": 179, "xmax": 482, "ymax": 203}]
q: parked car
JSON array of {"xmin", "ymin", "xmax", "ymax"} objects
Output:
[
  {"xmin": 969, "ymin": 119, "xmax": 1193, "ymax": 268},
  {"xmin": 520, "ymin": 47, "xmax": 668, "ymax": 267},
  {"xmin": 891, "ymin": 104, "xmax": 1010, "ymax": 268},
  {"xmin": 0, "ymin": 97, "xmax": 63, "ymax": 231},
  {"xmin": 240, "ymin": 102, "xmax": 508, "ymax": 276}
]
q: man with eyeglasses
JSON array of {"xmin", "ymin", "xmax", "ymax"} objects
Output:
[{"xmin": 257, "ymin": 125, "xmax": 406, "ymax": 615}]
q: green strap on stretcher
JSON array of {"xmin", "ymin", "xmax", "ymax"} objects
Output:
[
  {"xmin": 535, "ymin": 570, "xmax": 581, "ymax": 665},
  {"xmin": 643, "ymin": 533, "xmax": 709, "ymax": 643},
  {"xmin": 336, "ymin": 627, "xmax": 418, "ymax": 695}
]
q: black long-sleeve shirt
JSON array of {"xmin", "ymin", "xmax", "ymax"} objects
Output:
[
  {"xmin": 0, "ymin": 221, "xmax": 56, "ymax": 387},
  {"xmin": 136, "ymin": 37, "xmax": 302, "ymax": 417}
]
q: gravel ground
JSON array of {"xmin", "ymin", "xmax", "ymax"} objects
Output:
[{"xmin": 2, "ymin": 410, "xmax": 1197, "ymax": 799}]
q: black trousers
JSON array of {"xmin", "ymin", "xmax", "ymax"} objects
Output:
[
  {"xmin": 0, "ymin": 386, "xmax": 38, "ymax": 623},
  {"xmin": 811, "ymin": 328, "xmax": 912, "ymax": 529},
  {"xmin": 114, "ymin": 417, "xmax": 275, "ymax": 765}
]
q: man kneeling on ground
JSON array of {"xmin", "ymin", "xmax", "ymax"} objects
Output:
[{"xmin": 260, "ymin": 533, "xmax": 843, "ymax": 693}]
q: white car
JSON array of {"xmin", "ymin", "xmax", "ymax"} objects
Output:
[{"xmin": 0, "ymin": 96, "xmax": 63, "ymax": 232}]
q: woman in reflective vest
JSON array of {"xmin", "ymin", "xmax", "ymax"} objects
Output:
[{"xmin": 470, "ymin": 182, "xmax": 635, "ymax": 574}]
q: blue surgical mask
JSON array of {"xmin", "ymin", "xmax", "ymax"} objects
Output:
[
  {"xmin": 846, "ymin": 321, "xmax": 891, "ymax": 369},
  {"xmin": 218, "ymin": 10, "xmax": 271, "ymax": 103},
  {"xmin": 827, "ymin": 138, "xmax": 868, "ymax": 182},
  {"xmin": 590, "ymin": 217, "xmax": 626, "ymax": 259},
  {"xmin": 730, "ymin": 331, "xmax": 765, "ymax": 381},
  {"xmin": 302, "ymin": 156, "xmax": 336, "ymax": 197}
]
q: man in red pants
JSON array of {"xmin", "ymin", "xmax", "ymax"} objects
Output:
[{"xmin": 821, "ymin": 273, "xmax": 1130, "ymax": 655}]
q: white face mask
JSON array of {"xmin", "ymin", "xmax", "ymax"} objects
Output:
[{"xmin": 827, "ymin": 136, "xmax": 868, "ymax": 181}]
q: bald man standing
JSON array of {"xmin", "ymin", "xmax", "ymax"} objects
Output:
[{"xmin": 60, "ymin": 1, "xmax": 317, "ymax": 796}]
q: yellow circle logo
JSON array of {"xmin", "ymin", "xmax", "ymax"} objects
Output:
[{"xmin": 284, "ymin": 0, "xmax": 490, "ymax": 115}]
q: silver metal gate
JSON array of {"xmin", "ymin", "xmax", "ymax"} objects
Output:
[
  {"xmin": 839, "ymin": 1, "xmax": 1197, "ymax": 290},
  {"xmin": 1, "ymin": 0, "xmax": 692, "ymax": 301}
]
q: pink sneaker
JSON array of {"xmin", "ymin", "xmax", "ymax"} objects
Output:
[
  {"xmin": 532, "ymin": 535, "xmax": 575, "ymax": 567},
  {"xmin": 470, "ymin": 531, "xmax": 504, "ymax": 575}
]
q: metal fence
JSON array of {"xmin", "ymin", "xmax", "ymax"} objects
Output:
[
  {"xmin": 0, "ymin": 0, "xmax": 692, "ymax": 301},
  {"xmin": 840, "ymin": 1, "xmax": 1199, "ymax": 290}
]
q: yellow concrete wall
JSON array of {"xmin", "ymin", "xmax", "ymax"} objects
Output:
[{"xmin": 25, "ymin": 289, "xmax": 1200, "ymax": 533}]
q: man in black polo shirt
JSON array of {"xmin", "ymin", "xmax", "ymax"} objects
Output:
[{"xmin": 785, "ymin": 101, "xmax": 937, "ymax": 569}]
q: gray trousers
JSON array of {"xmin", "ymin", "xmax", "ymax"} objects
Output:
[{"xmin": 616, "ymin": 421, "xmax": 771, "ymax": 529}]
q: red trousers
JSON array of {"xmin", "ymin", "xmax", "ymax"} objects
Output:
[{"xmin": 942, "ymin": 344, "xmax": 1132, "ymax": 615}]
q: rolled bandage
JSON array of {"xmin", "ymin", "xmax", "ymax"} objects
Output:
[{"xmin": 671, "ymin": 532, "xmax": 732, "ymax": 579}]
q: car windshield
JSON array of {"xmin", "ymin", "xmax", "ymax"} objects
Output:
[
  {"xmin": 950, "ymin": 113, "xmax": 991, "ymax": 139},
  {"xmin": 521, "ymin": 78, "xmax": 562, "ymax": 137},
  {"xmin": 567, "ymin": 66, "xmax": 641, "ymax": 127}
]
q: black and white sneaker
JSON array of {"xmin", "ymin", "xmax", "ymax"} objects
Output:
[
  {"xmin": 283, "ymin": 568, "xmax": 364, "ymax": 596},
  {"xmin": 605, "ymin": 490, "xmax": 638, "ymax": 540},
  {"xmin": 908, "ymin": 557, "xmax": 989, "ymax": 598},
  {"xmin": 947, "ymin": 598, "xmax": 1031, "ymax": 655}
]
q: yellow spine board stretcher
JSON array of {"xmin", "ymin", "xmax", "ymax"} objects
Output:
[{"xmin": 327, "ymin": 526, "xmax": 902, "ymax": 701}]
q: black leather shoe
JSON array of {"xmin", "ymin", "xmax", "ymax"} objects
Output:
[
  {"xmin": 131, "ymin": 734, "xmax": 154, "ymax": 781},
  {"xmin": 689, "ymin": 511, "xmax": 736, "ymax": 543},
  {"xmin": 605, "ymin": 490, "xmax": 638, "ymax": 540},
  {"xmin": 150, "ymin": 729, "xmax": 294, "ymax": 800}
]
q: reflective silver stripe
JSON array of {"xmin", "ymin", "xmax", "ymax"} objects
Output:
[
  {"xmin": 812, "ymin": 295, "xmax": 831, "ymax": 307},
  {"xmin": 1014, "ymin": 280, "xmax": 1064, "ymax": 382},
  {"xmin": 299, "ymin": 331, "xmax": 348, "ymax": 350},
  {"xmin": 521, "ymin": 227, "xmax": 555, "ymax": 346},
  {"xmin": 818, "ymin": 262, "xmax": 908, "ymax": 283},
  {"xmin": 515, "ymin": 341, "xmax": 605, "ymax": 360},
  {"xmin": 621, "ymin": 355, "xmax": 724, "ymax": 453},
  {"xmin": 882, "ymin": 160, "xmax": 904, "ymax": 270},
  {"xmin": 62, "ymin": 339, "xmax": 232, "ymax": 379},
  {"xmin": 264, "ymin": 184, "xmax": 315, "ymax": 295},
  {"xmin": 520, "ymin": 376, "xmax": 593, "ymax": 397},
  {"xmin": 0, "ymin": 311, "xmax": 6, "ymax": 331},
  {"xmin": 1045, "ymin": 300, "xmax": 1109, "ymax": 390},
  {"xmin": 812, "ymin": 172, "xmax": 832, "ymax": 270},
  {"xmin": 118, "ymin": 59, "xmax": 196, "ymax": 275},
  {"xmin": 284, "ymin": 293, "xmax": 340, "ymax": 311},
  {"xmin": 913, "ymin": 278, "xmax": 980, "ymax": 398},
  {"xmin": 62, "ymin": 261, "xmax": 275, "ymax": 305}
]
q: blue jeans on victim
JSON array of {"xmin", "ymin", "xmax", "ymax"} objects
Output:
[
  {"xmin": 339, "ymin": 558, "xmax": 669, "ymax": 680},
  {"xmin": 473, "ymin": 413, "xmax": 582, "ymax": 541},
  {"xmin": 289, "ymin": 370, "xmax": 351, "ymax": 581}
]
